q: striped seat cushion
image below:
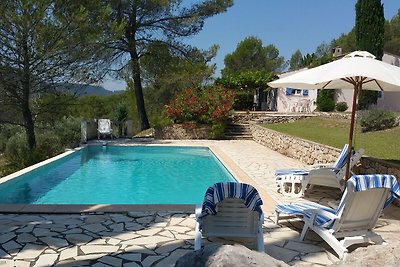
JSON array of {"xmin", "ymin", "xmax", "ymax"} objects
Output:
[{"xmin": 200, "ymin": 182, "xmax": 263, "ymax": 218}]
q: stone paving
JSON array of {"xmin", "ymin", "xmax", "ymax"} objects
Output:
[{"xmin": 0, "ymin": 139, "xmax": 399, "ymax": 266}]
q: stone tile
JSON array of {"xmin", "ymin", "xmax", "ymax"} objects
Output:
[
  {"xmin": 16, "ymin": 224, "xmax": 35, "ymax": 233},
  {"xmin": 136, "ymin": 228, "xmax": 162, "ymax": 236},
  {"xmin": 44, "ymin": 248, "xmax": 57, "ymax": 254},
  {"xmin": 124, "ymin": 222, "xmax": 144, "ymax": 231},
  {"xmin": 285, "ymin": 241, "xmax": 325, "ymax": 253},
  {"xmin": 65, "ymin": 233, "xmax": 93, "ymax": 244},
  {"xmin": 16, "ymin": 233, "xmax": 37, "ymax": 243},
  {"xmin": 107, "ymin": 238, "xmax": 121, "ymax": 246},
  {"xmin": 169, "ymin": 217, "xmax": 185, "ymax": 226},
  {"xmin": 124, "ymin": 245, "xmax": 156, "ymax": 255},
  {"xmin": 177, "ymin": 218, "xmax": 196, "ymax": 228},
  {"xmin": 9, "ymin": 260, "xmax": 31, "ymax": 267},
  {"xmin": 63, "ymin": 228, "xmax": 83, "ymax": 234},
  {"xmin": 32, "ymin": 228, "xmax": 55, "ymax": 237},
  {"xmin": 167, "ymin": 226, "xmax": 191, "ymax": 234},
  {"xmin": 0, "ymin": 233, "xmax": 16, "ymax": 244},
  {"xmin": 144, "ymin": 243, "xmax": 157, "ymax": 250},
  {"xmin": 127, "ymin": 211, "xmax": 154, "ymax": 218},
  {"xmin": 14, "ymin": 244, "xmax": 46, "ymax": 259},
  {"xmin": 73, "ymin": 253, "xmax": 107, "ymax": 261},
  {"xmin": 123, "ymin": 262, "xmax": 141, "ymax": 267},
  {"xmin": 39, "ymin": 236, "xmax": 69, "ymax": 248},
  {"xmin": 33, "ymin": 254, "xmax": 58, "ymax": 267},
  {"xmin": 112, "ymin": 232, "xmax": 140, "ymax": 241},
  {"xmin": 110, "ymin": 214, "xmax": 133, "ymax": 223},
  {"xmin": 136, "ymin": 216, "xmax": 154, "ymax": 225},
  {"xmin": 151, "ymin": 222, "xmax": 168, "ymax": 228},
  {"xmin": 121, "ymin": 236, "xmax": 173, "ymax": 246},
  {"xmin": 117, "ymin": 253, "xmax": 141, "ymax": 262},
  {"xmin": 265, "ymin": 244, "xmax": 299, "ymax": 263},
  {"xmin": 59, "ymin": 246, "xmax": 78, "ymax": 261},
  {"xmin": 300, "ymin": 251, "xmax": 335, "ymax": 265},
  {"xmin": 0, "ymin": 248, "xmax": 10, "ymax": 258},
  {"xmin": 99, "ymin": 255, "xmax": 123, "ymax": 267},
  {"xmin": 155, "ymin": 240, "xmax": 186, "ymax": 254},
  {"xmin": 92, "ymin": 263, "xmax": 110, "ymax": 267},
  {"xmin": 141, "ymin": 255, "xmax": 165, "ymax": 267},
  {"xmin": 80, "ymin": 245, "xmax": 119, "ymax": 254},
  {"xmin": 158, "ymin": 230, "xmax": 175, "ymax": 238},
  {"xmin": 82, "ymin": 223, "xmax": 108, "ymax": 233},
  {"xmin": 155, "ymin": 249, "xmax": 191, "ymax": 267},
  {"xmin": 109, "ymin": 223, "xmax": 124, "ymax": 232},
  {"xmin": 2, "ymin": 240, "xmax": 22, "ymax": 251}
]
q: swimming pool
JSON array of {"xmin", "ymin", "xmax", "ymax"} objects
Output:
[{"xmin": 0, "ymin": 146, "xmax": 236, "ymax": 204}]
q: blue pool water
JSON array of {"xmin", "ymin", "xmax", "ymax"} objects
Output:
[{"xmin": 0, "ymin": 146, "xmax": 235, "ymax": 204}]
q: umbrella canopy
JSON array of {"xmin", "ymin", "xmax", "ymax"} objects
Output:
[{"xmin": 268, "ymin": 51, "xmax": 400, "ymax": 179}]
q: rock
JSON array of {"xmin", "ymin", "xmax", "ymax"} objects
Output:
[
  {"xmin": 332, "ymin": 244, "xmax": 400, "ymax": 267},
  {"xmin": 174, "ymin": 244, "xmax": 289, "ymax": 267}
]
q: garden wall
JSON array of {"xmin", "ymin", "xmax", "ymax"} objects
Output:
[{"xmin": 155, "ymin": 124, "xmax": 211, "ymax": 139}]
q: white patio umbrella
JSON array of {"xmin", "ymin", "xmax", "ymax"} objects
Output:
[{"xmin": 268, "ymin": 51, "xmax": 400, "ymax": 179}]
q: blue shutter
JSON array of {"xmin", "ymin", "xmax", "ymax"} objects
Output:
[
  {"xmin": 377, "ymin": 91, "xmax": 382, "ymax": 98},
  {"xmin": 286, "ymin": 88, "xmax": 293, "ymax": 95},
  {"xmin": 303, "ymin": 90, "xmax": 309, "ymax": 96}
]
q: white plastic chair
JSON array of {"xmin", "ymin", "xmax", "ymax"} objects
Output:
[
  {"xmin": 194, "ymin": 182, "xmax": 264, "ymax": 252},
  {"xmin": 97, "ymin": 119, "xmax": 113, "ymax": 140},
  {"xmin": 275, "ymin": 174, "xmax": 400, "ymax": 259}
]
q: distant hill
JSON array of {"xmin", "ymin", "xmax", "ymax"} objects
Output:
[{"xmin": 56, "ymin": 83, "xmax": 123, "ymax": 97}]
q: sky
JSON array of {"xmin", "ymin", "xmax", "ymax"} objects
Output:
[{"xmin": 102, "ymin": 0, "xmax": 400, "ymax": 91}]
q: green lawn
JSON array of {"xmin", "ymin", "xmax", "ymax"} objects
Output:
[{"xmin": 262, "ymin": 117, "xmax": 400, "ymax": 163}]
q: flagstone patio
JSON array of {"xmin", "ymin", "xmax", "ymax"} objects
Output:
[{"xmin": 0, "ymin": 139, "xmax": 399, "ymax": 266}]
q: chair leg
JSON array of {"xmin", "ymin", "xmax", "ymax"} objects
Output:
[
  {"xmin": 194, "ymin": 221, "xmax": 202, "ymax": 251},
  {"xmin": 300, "ymin": 222, "xmax": 310, "ymax": 241}
]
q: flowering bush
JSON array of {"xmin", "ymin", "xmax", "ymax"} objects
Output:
[{"xmin": 165, "ymin": 85, "xmax": 235, "ymax": 127}]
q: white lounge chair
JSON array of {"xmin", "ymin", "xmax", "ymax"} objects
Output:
[
  {"xmin": 276, "ymin": 146, "xmax": 365, "ymax": 197},
  {"xmin": 97, "ymin": 119, "xmax": 113, "ymax": 140},
  {"xmin": 194, "ymin": 182, "xmax": 264, "ymax": 252},
  {"xmin": 275, "ymin": 174, "xmax": 400, "ymax": 259},
  {"xmin": 275, "ymin": 144, "xmax": 350, "ymax": 177}
]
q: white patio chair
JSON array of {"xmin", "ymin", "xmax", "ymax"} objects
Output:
[
  {"xmin": 276, "ymin": 145, "xmax": 365, "ymax": 196},
  {"xmin": 97, "ymin": 119, "xmax": 113, "ymax": 140},
  {"xmin": 194, "ymin": 182, "xmax": 264, "ymax": 252},
  {"xmin": 275, "ymin": 174, "xmax": 400, "ymax": 259}
]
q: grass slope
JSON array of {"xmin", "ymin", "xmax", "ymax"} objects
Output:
[{"xmin": 262, "ymin": 117, "xmax": 400, "ymax": 163}]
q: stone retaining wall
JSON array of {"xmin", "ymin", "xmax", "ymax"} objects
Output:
[{"xmin": 155, "ymin": 124, "xmax": 211, "ymax": 139}]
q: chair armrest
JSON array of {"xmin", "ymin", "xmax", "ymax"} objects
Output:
[
  {"xmin": 310, "ymin": 163, "xmax": 334, "ymax": 169},
  {"xmin": 195, "ymin": 204, "xmax": 202, "ymax": 220},
  {"xmin": 304, "ymin": 208, "xmax": 339, "ymax": 224}
]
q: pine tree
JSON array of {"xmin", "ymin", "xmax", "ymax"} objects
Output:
[{"xmin": 355, "ymin": 0, "xmax": 385, "ymax": 109}]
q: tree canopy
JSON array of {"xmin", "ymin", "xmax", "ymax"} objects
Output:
[
  {"xmin": 0, "ymin": 0, "xmax": 113, "ymax": 149},
  {"xmin": 221, "ymin": 36, "xmax": 286, "ymax": 77},
  {"xmin": 106, "ymin": 0, "xmax": 233, "ymax": 131}
]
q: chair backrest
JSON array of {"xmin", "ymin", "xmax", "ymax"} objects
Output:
[
  {"xmin": 202, "ymin": 198, "xmax": 260, "ymax": 236},
  {"xmin": 98, "ymin": 119, "xmax": 111, "ymax": 133},
  {"xmin": 335, "ymin": 148, "xmax": 365, "ymax": 179},
  {"xmin": 332, "ymin": 144, "xmax": 349, "ymax": 169},
  {"xmin": 330, "ymin": 174, "xmax": 399, "ymax": 238}
]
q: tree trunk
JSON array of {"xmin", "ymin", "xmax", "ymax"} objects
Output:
[
  {"xmin": 130, "ymin": 53, "xmax": 150, "ymax": 131},
  {"xmin": 22, "ymin": 104, "xmax": 36, "ymax": 150}
]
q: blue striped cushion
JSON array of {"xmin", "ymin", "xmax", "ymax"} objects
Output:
[
  {"xmin": 333, "ymin": 144, "xmax": 349, "ymax": 169},
  {"xmin": 201, "ymin": 182, "xmax": 263, "ymax": 218}
]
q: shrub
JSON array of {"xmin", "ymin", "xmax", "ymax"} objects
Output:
[
  {"xmin": 0, "ymin": 125, "xmax": 24, "ymax": 152},
  {"xmin": 316, "ymin": 89, "xmax": 335, "ymax": 112},
  {"xmin": 4, "ymin": 131, "xmax": 62, "ymax": 172},
  {"xmin": 233, "ymin": 90, "xmax": 253, "ymax": 110},
  {"xmin": 165, "ymin": 85, "xmax": 235, "ymax": 139},
  {"xmin": 165, "ymin": 86, "xmax": 235, "ymax": 124},
  {"xmin": 360, "ymin": 109, "xmax": 397, "ymax": 132},
  {"xmin": 53, "ymin": 116, "xmax": 81, "ymax": 148},
  {"xmin": 336, "ymin": 102, "xmax": 348, "ymax": 112}
]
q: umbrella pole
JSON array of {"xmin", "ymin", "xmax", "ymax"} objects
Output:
[{"xmin": 345, "ymin": 82, "xmax": 360, "ymax": 180}]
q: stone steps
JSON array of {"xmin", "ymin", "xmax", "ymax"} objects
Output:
[{"xmin": 224, "ymin": 123, "xmax": 253, "ymax": 140}]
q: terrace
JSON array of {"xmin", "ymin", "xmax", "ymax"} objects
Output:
[{"xmin": 0, "ymin": 139, "xmax": 399, "ymax": 266}]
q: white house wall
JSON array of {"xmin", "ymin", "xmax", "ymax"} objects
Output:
[{"xmin": 277, "ymin": 88, "xmax": 317, "ymax": 112}]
